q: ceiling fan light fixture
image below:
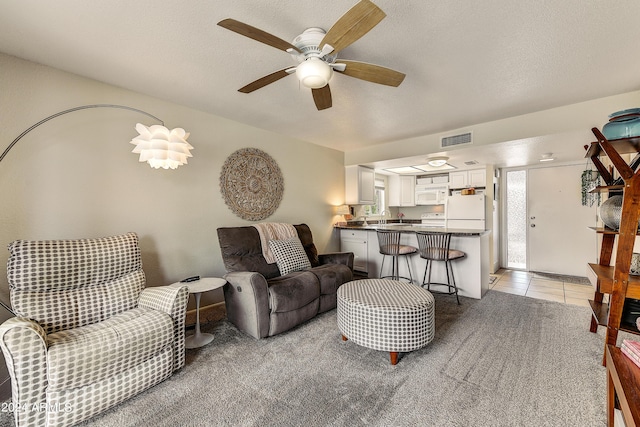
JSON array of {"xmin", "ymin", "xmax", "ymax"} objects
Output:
[
  {"xmin": 427, "ymin": 156, "xmax": 449, "ymax": 167},
  {"xmin": 296, "ymin": 57, "xmax": 333, "ymax": 89}
]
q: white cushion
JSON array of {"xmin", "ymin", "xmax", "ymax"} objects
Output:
[{"xmin": 269, "ymin": 237, "xmax": 311, "ymax": 276}]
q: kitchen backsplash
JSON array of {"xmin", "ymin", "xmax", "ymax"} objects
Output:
[{"xmin": 352, "ymin": 205, "xmax": 444, "ymax": 220}]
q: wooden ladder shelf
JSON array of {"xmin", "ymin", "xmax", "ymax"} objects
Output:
[{"xmin": 586, "ymin": 128, "xmax": 640, "ymax": 363}]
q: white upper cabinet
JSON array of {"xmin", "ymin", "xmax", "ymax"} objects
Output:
[
  {"xmin": 388, "ymin": 175, "xmax": 416, "ymax": 206},
  {"xmin": 468, "ymin": 169, "xmax": 487, "ymax": 187},
  {"xmin": 448, "ymin": 171, "xmax": 467, "ymax": 189},
  {"xmin": 449, "ymin": 169, "xmax": 487, "ymax": 189},
  {"xmin": 345, "ymin": 165, "xmax": 375, "ymax": 205}
]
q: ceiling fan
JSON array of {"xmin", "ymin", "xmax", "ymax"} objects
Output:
[{"xmin": 217, "ymin": 0, "xmax": 406, "ymax": 111}]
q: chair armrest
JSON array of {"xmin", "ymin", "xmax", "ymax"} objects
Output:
[
  {"xmin": 0, "ymin": 318, "xmax": 48, "ymax": 427},
  {"xmin": 139, "ymin": 285, "xmax": 189, "ymax": 317},
  {"xmin": 319, "ymin": 252, "xmax": 354, "ymax": 271},
  {"xmin": 139, "ymin": 285, "xmax": 189, "ymax": 371},
  {"xmin": 223, "ymin": 272, "xmax": 270, "ymax": 339}
]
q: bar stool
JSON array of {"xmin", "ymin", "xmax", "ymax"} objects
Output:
[
  {"xmin": 376, "ymin": 230, "xmax": 417, "ymax": 283},
  {"xmin": 415, "ymin": 232, "xmax": 465, "ymax": 304}
]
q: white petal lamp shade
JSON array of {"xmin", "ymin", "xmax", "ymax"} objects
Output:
[
  {"xmin": 130, "ymin": 123, "xmax": 193, "ymax": 169},
  {"xmin": 296, "ymin": 57, "xmax": 333, "ymax": 89}
]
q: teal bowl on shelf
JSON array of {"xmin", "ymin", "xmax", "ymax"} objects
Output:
[{"xmin": 602, "ymin": 108, "xmax": 640, "ymax": 140}]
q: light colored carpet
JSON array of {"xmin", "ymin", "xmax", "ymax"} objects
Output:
[{"xmin": 1, "ymin": 290, "xmax": 609, "ymax": 426}]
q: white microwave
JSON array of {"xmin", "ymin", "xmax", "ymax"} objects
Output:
[{"xmin": 415, "ymin": 185, "xmax": 448, "ymax": 205}]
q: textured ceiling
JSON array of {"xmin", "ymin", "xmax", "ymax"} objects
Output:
[{"xmin": 1, "ymin": 0, "xmax": 640, "ymax": 165}]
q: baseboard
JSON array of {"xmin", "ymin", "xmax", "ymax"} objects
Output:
[
  {"xmin": 185, "ymin": 302, "xmax": 226, "ymax": 328},
  {"xmin": 353, "ymin": 271, "xmax": 369, "ymax": 280}
]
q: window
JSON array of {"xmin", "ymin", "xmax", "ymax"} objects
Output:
[
  {"xmin": 505, "ymin": 170, "xmax": 526, "ymax": 269},
  {"xmin": 364, "ymin": 179, "xmax": 385, "ymax": 216}
]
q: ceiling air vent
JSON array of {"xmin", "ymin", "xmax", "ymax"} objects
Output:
[
  {"xmin": 441, "ymin": 131, "xmax": 472, "ymax": 148},
  {"xmin": 464, "ymin": 160, "xmax": 479, "ymax": 166}
]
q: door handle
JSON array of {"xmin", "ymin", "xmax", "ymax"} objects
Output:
[
  {"xmin": 530, "ymin": 216, "xmax": 536, "ymax": 220},
  {"xmin": 530, "ymin": 224, "xmax": 536, "ymax": 228}
]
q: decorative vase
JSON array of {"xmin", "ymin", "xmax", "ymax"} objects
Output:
[
  {"xmin": 599, "ymin": 195, "xmax": 623, "ymax": 229},
  {"xmin": 599, "ymin": 195, "xmax": 640, "ymax": 230},
  {"xmin": 602, "ymin": 108, "xmax": 640, "ymax": 140}
]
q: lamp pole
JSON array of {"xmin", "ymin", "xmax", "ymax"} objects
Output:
[{"xmin": 0, "ymin": 104, "xmax": 164, "ymax": 164}]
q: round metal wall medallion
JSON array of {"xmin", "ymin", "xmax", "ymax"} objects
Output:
[{"xmin": 219, "ymin": 148, "xmax": 284, "ymax": 221}]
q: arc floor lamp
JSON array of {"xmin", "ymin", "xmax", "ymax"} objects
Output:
[{"xmin": 0, "ymin": 104, "xmax": 193, "ymax": 169}]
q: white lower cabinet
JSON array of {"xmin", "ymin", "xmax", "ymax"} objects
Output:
[{"xmin": 340, "ymin": 229, "xmax": 369, "ymax": 273}]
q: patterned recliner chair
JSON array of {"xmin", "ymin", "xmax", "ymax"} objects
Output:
[{"xmin": 0, "ymin": 232, "xmax": 189, "ymax": 427}]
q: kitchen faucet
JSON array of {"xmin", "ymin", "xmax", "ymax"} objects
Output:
[{"xmin": 379, "ymin": 210, "xmax": 388, "ymax": 225}]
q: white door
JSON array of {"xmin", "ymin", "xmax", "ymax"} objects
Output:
[{"xmin": 528, "ymin": 164, "xmax": 598, "ymax": 276}]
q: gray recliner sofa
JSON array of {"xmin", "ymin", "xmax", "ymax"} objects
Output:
[{"xmin": 217, "ymin": 224, "xmax": 354, "ymax": 338}]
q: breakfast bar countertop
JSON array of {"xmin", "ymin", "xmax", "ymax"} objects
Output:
[
  {"xmin": 334, "ymin": 223, "xmax": 488, "ymax": 236},
  {"xmin": 336, "ymin": 221, "xmax": 491, "ymax": 299}
]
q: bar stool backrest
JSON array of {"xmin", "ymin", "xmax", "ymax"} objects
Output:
[
  {"xmin": 377, "ymin": 230, "xmax": 402, "ymax": 256},
  {"xmin": 416, "ymin": 232, "xmax": 452, "ymax": 261}
]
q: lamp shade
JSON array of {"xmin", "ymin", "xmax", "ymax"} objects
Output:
[
  {"xmin": 335, "ymin": 205, "xmax": 351, "ymax": 215},
  {"xmin": 296, "ymin": 57, "xmax": 333, "ymax": 89},
  {"xmin": 130, "ymin": 123, "xmax": 193, "ymax": 169}
]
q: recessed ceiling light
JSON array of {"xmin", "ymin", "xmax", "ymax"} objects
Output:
[
  {"xmin": 540, "ymin": 153, "xmax": 554, "ymax": 162},
  {"xmin": 413, "ymin": 163, "xmax": 455, "ymax": 171},
  {"xmin": 383, "ymin": 166, "xmax": 423, "ymax": 174},
  {"xmin": 427, "ymin": 156, "xmax": 449, "ymax": 167}
]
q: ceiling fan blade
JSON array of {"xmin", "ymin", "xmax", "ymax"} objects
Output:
[
  {"xmin": 320, "ymin": 0, "xmax": 386, "ymax": 54},
  {"xmin": 218, "ymin": 18, "xmax": 302, "ymax": 54},
  {"xmin": 238, "ymin": 68, "xmax": 293, "ymax": 93},
  {"xmin": 335, "ymin": 60, "xmax": 405, "ymax": 87},
  {"xmin": 312, "ymin": 85, "xmax": 332, "ymax": 110}
]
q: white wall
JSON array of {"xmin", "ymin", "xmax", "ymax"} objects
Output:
[
  {"xmin": 345, "ymin": 90, "xmax": 640, "ymax": 167},
  {"xmin": 0, "ymin": 53, "xmax": 347, "ymax": 307}
]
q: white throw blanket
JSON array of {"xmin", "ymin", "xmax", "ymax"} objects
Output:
[{"xmin": 253, "ymin": 223, "xmax": 297, "ymax": 264}]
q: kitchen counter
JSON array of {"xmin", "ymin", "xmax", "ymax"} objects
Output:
[
  {"xmin": 338, "ymin": 224, "xmax": 491, "ymax": 299},
  {"xmin": 336, "ymin": 223, "xmax": 488, "ymax": 236}
]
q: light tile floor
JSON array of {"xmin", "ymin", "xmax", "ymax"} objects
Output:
[{"xmin": 489, "ymin": 269, "xmax": 600, "ymax": 307}]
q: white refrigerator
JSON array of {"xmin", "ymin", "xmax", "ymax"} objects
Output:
[{"xmin": 447, "ymin": 194, "xmax": 486, "ymax": 230}]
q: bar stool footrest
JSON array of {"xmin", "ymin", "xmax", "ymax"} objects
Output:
[
  {"xmin": 422, "ymin": 282, "xmax": 458, "ymax": 295},
  {"xmin": 382, "ymin": 275, "xmax": 413, "ymax": 283}
]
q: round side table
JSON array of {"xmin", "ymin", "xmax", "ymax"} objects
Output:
[{"xmin": 172, "ymin": 277, "xmax": 226, "ymax": 349}]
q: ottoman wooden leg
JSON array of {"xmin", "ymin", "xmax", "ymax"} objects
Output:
[
  {"xmin": 342, "ymin": 334, "xmax": 348, "ymax": 341},
  {"xmin": 390, "ymin": 352, "xmax": 399, "ymax": 365}
]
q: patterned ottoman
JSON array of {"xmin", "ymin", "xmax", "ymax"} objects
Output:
[{"xmin": 337, "ymin": 278, "xmax": 435, "ymax": 365}]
